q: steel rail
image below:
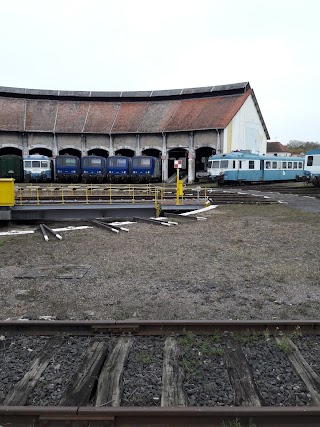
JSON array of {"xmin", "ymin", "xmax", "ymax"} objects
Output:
[
  {"xmin": 1, "ymin": 319, "xmax": 320, "ymax": 335},
  {"xmin": 1, "ymin": 406, "xmax": 320, "ymax": 427}
]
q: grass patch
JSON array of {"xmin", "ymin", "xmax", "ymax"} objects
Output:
[
  {"xmin": 134, "ymin": 353, "xmax": 154, "ymax": 364},
  {"xmin": 276, "ymin": 336, "xmax": 293, "ymax": 355}
]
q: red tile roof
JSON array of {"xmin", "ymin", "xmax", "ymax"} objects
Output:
[
  {"xmin": 0, "ymin": 83, "xmax": 269, "ymax": 138},
  {"xmin": 267, "ymin": 141, "xmax": 290, "ymax": 153}
]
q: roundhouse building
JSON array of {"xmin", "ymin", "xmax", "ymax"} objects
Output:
[{"xmin": 0, "ymin": 82, "xmax": 269, "ymax": 183}]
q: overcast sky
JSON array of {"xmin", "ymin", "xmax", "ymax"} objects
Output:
[{"xmin": 0, "ymin": 0, "xmax": 319, "ymax": 144}]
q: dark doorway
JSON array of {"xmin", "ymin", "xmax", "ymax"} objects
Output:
[
  {"xmin": 115, "ymin": 149, "xmax": 135, "ymax": 157},
  {"xmin": 168, "ymin": 148, "xmax": 188, "ymax": 179},
  {"xmin": 59, "ymin": 148, "xmax": 82, "ymax": 158},
  {"xmin": 29, "ymin": 148, "xmax": 52, "ymax": 157},
  {"xmin": 142, "ymin": 148, "xmax": 161, "ymax": 158},
  {"xmin": 88, "ymin": 148, "xmax": 109, "ymax": 158},
  {"xmin": 0, "ymin": 147, "xmax": 22, "ymax": 156}
]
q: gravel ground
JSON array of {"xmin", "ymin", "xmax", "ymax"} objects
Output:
[{"xmin": 0, "ymin": 196, "xmax": 320, "ymax": 321}]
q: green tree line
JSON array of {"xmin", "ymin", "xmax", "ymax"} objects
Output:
[{"xmin": 285, "ymin": 140, "xmax": 320, "ymax": 154}]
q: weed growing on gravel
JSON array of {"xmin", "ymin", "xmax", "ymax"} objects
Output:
[
  {"xmin": 221, "ymin": 418, "xmax": 256, "ymax": 427},
  {"xmin": 179, "ymin": 357, "xmax": 198, "ymax": 372},
  {"xmin": 134, "ymin": 353, "xmax": 153, "ymax": 364},
  {"xmin": 178, "ymin": 330, "xmax": 196, "ymax": 348},
  {"xmin": 275, "ymin": 336, "xmax": 293, "ymax": 355},
  {"xmin": 0, "ymin": 239, "xmax": 4, "ymax": 247}
]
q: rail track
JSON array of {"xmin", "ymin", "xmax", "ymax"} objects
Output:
[{"xmin": 1, "ymin": 320, "xmax": 320, "ymax": 426}]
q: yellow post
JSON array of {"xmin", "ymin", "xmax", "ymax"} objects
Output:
[
  {"xmin": 85, "ymin": 187, "xmax": 89, "ymax": 204},
  {"xmin": 176, "ymin": 168, "xmax": 180, "ymax": 205},
  {"xmin": 132, "ymin": 186, "xmax": 135, "ymax": 204},
  {"xmin": 61, "ymin": 188, "xmax": 65, "ymax": 204},
  {"xmin": 36, "ymin": 188, "xmax": 40, "ymax": 205},
  {"xmin": 109, "ymin": 184, "xmax": 112, "ymax": 204},
  {"xmin": 0, "ymin": 178, "xmax": 15, "ymax": 206}
]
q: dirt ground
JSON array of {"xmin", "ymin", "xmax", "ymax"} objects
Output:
[{"xmin": 0, "ymin": 202, "xmax": 320, "ymax": 321}]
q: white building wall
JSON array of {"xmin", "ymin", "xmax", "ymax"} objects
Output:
[{"xmin": 222, "ymin": 94, "xmax": 267, "ymax": 154}]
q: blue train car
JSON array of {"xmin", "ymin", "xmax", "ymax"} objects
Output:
[
  {"xmin": 106, "ymin": 156, "xmax": 131, "ymax": 182},
  {"xmin": 304, "ymin": 149, "xmax": 320, "ymax": 187},
  {"xmin": 131, "ymin": 156, "xmax": 161, "ymax": 183},
  {"xmin": 81, "ymin": 156, "xmax": 107, "ymax": 183},
  {"xmin": 207, "ymin": 151, "xmax": 304, "ymax": 184},
  {"xmin": 55, "ymin": 155, "xmax": 81, "ymax": 183},
  {"xmin": 23, "ymin": 154, "xmax": 52, "ymax": 182}
]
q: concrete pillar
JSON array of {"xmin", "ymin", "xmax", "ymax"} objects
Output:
[
  {"xmin": 161, "ymin": 133, "xmax": 168, "ymax": 182},
  {"xmin": 136, "ymin": 134, "xmax": 141, "ymax": 155},
  {"xmin": 188, "ymin": 132, "xmax": 195, "ymax": 184},
  {"xmin": 52, "ymin": 133, "xmax": 58, "ymax": 157},
  {"xmin": 109, "ymin": 135, "xmax": 114, "ymax": 156},
  {"xmin": 216, "ymin": 129, "xmax": 222, "ymax": 154},
  {"xmin": 81, "ymin": 134, "xmax": 87, "ymax": 156},
  {"xmin": 21, "ymin": 133, "xmax": 29, "ymax": 156}
]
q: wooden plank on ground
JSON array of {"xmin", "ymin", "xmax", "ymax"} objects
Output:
[
  {"xmin": 59, "ymin": 339, "xmax": 109, "ymax": 406},
  {"xmin": 161, "ymin": 337, "xmax": 187, "ymax": 407},
  {"xmin": 222, "ymin": 337, "xmax": 262, "ymax": 406},
  {"xmin": 3, "ymin": 337, "xmax": 63, "ymax": 406},
  {"xmin": 95, "ymin": 337, "xmax": 134, "ymax": 407}
]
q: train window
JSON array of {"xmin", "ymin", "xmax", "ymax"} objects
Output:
[
  {"xmin": 239, "ymin": 161, "xmax": 242, "ymax": 169},
  {"xmin": 32, "ymin": 161, "xmax": 41, "ymax": 168},
  {"xmin": 233, "ymin": 161, "xmax": 236, "ymax": 169},
  {"xmin": 288, "ymin": 162, "xmax": 292, "ymax": 169},
  {"xmin": 293, "ymin": 162, "xmax": 298, "ymax": 169},
  {"xmin": 41, "ymin": 161, "xmax": 48, "ymax": 167},
  {"xmin": 272, "ymin": 161, "xmax": 277, "ymax": 169},
  {"xmin": 220, "ymin": 160, "xmax": 228, "ymax": 168},
  {"xmin": 140, "ymin": 158, "xmax": 151, "ymax": 167},
  {"xmin": 249, "ymin": 161, "xmax": 254, "ymax": 169},
  {"xmin": 212, "ymin": 161, "xmax": 219, "ymax": 168},
  {"xmin": 65, "ymin": 158, "xmax": 77, "ymax": 166},
  {"xmin": 266, "ymin": 161, "xmax": 271, "ymax": 169},
  {"xmin": 116, "ymin": 158, "xmax": 127, "ymax": 166},
  {"xmin": 282, "ymin": 162, "xmax": 287, "ymax": 169},
  {"xmin": 24, "ymin": 160, "xmax": 31, "ymax": 168},
  {"xmin": 298, "ymin": 162, "xmax": 303, "ymax": 168},
  {"xmin": 307, "ymin": 156, "xmax": 313, "ymax": 166},
  {"xmin": 91, "ymin": 158, "xmax": 102, "ymax": 166}
]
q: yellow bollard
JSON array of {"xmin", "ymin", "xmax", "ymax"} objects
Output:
[
  {"xmin": 85, "ymin": 187, "xmax": 89, "ymax": 204},
  {"xmin": 61, "ymin": 188, "xmax": 65, "ymax": 205},
  {"xmin": 132, "ymin": 186, "xmax": 135, "ymax": 204},
  {"xmin": 36, "ymin": 188, "xmax": 40, "ymax": 205},
  {"xmin": 109, "ymin": 184, "xmax": 112, "ymax": 204}
]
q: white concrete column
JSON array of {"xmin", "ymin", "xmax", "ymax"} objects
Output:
[
  {"xmin": 81, "ymin": 134, "xmax": 87, "ymax": 156},
  {"xmin": 21, "ymin": 133, "xmax": 29, "ymax": 156},
  {"xmin": 188, "ymin": 132, "xmax": 195, "ymax": 184},
  {"xmin": 136, "ymin": 134, "xmax": 141, "ymax": 155},
  {"xmin": 161, "ymin": 133, "xmax": 168, "ymax": 182},
  {"xmin": 52, "ymin": 133, "xmax": 58, "ymax": 157},
  {"xmin": 109, "ymin": 134, "xmax": 115, "ymax": 156}
]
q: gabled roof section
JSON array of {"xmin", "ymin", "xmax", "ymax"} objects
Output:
[
  {"xmin": 0, "ymin": 82, "xmax": 269, "ymax": 137},
  {"xmin": 267, "ymin": 141, "xmax": 290, "ymax": 153}
]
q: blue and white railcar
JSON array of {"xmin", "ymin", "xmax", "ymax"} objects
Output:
[
  {"xmin": 23, "ymin": 154, "xmax": 52, "ymax": 182},
  {"xmin": 106, "ymin": 156, "xmax": 131, "ymax": 182},
  {"xmin": 207, "ymin": 150, "xmax": 304, "ymax": 184},
  {"xmin": 131, "ymin": 156, "xmax": 161, "ymax": 183},
  {"xmin": 304, "ymin": 149, "xmax": 320, "ymax": 187},
  {"xmin": 55, "ymin": 155, "xmax": 81, "ymax": 182},
  {"xmin": 81, "ymin": 156, "xmax": 107, "ymax": 183}
]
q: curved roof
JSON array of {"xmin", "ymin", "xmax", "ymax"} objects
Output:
[{"xmin": 0, "ymin": 82, "xmax": 269, "ymax": 137}]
